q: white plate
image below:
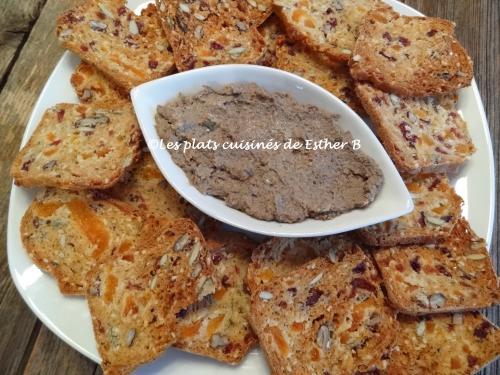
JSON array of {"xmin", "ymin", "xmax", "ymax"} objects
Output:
[
  {"xmin": 131, "ymin": 64, "xmax": 413, "ymax": 237},
  {"xmin": 7, "ymin": 0, "xmax": 495, "ymax": 373}
]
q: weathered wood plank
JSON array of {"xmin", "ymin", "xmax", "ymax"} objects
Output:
[
  {"xmin": 23, "ymin": 326, "xmax": 98, "ymax": 375},
  {"xmin": 0, "ymin": 0, "xmax": 47, "ymax": 86}
]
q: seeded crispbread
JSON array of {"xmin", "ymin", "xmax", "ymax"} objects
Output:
[
  {"xmin": 87, "ymin": 217, "xmax": 215, "ymax": 374},
  {"xmin": 388, "ymin": 313, "xmax": 500, "ymax": 375},
  {"xmin": 71, "ymin": 62, "xmax": 129, "ymax": 105},
  {"xmin": 357, "ymin": 174, "xmax": 462, "ymax": 246},
  {"xmin": 108, "ymin": 152, "xmax": 192, "ymax": 219},
  {"xmin": 350, "ymin": 5, "xmax": 473, "ymax": 97},
  {"xmin": 175, "ymin": 229, "xmax": 258, "ymax": 364},
  {"xmin": 257, "ymin": 14, "xmax": 284, "ymax": 67},
  {"xmin": 20, "ymin": 189, "xmax": 143, "ymax": 295},
  {"xmin": 159, "ymin": 0, "xmax": 266, "ymax": 71},
  {"xmin": 11, "ymin": 103, "xmax": 141, "ymax": 190},
  {"xmin": 250, "ymin": 250, "xmax": 397, "ymax": 374},
  {"xmin": 355, "ymin": 82, "xmax": 475, "ymax": 175},
  {"xmin": 273, "ymin": 0, "xmax": 380, "ymax": 63},
  {"xmin": 275, "ymin": 36, "xmax": 365, "ymax": 115},
  {"xmin": 247, "ymin": 236, "xmax": 352, "ymax": 293},
  {"xmin": 373, "ymin": 219, "xmax": 500, "ymax": 315},
  {"xmin": 57, "ymin": 1, "xmax": 174, "ymax": 91}
]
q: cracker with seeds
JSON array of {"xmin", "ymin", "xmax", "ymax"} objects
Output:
[
  {"xmin": 57, "ymin": 1, "xmax": 174, "ymax": 91},
  {"xmin": 87, "ymin": 217, "xmax": 215, "ymax": 374},
  {"xmin": 159, "ymin": 0, "xmax": 266, "ymax": 71},
  {"xmin": 388, "ymin": 313, "xmax": 500, "ymax": 375},
  {"xmin": 250, "ymin": 250, "xmax": 397, "ymax": 374},
  {"xmin": 355, "ymin": 82, "xmax": 475, "ymax": 175},
  {"xmin": 373, "ymin": 219, "xmax": 499, "ymax": 315},
  {"xmin": 350, "ymin": 5, "xmax": 473, "ymax": 97},
  {"xmin": 108, "ymin": 153, "xmax": 192, "ymax": 219},
  {"xmin": 11, "ymin": 103, "xmax": 141, "ymax": 190},
  {"xmin": 247, "ymin": 236, "xmax": 352, "ymax": 293},
  {"xmin": 71, "ymin": 62, "xmax": 129, "ymax": 105},
  {"xmin": 273, "ymin": 0, "xmax": 379, "ymax": 62},
  {"xmin": 175, "ymin": 229, "xmax": 258, "ymax": 364},
  {"xmin": 21, "ymin": 189, "xmax": 143, "ymax": 295},
  {"xmin": 357, "ymin": 174, "xmax": 462, "ymax": 246},
  {"xmin": 275, "ymin": 36, "xmax": 365, "ymax": 115}
]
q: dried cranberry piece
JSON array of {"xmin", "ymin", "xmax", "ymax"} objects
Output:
[
  {"xmin": 379, "ymin": 51, "xmax": 396, "ymax": 61},
  {"xmin": 473, "ymin": 321, "xmax": 492, "ymax": 339},
  {"xmin": 428, "ymin": 178, "xmax": 441, "ymax": 190},
  {"xmin": 418, "ymin": 212, "xmax": 426, "ymax": 227},
  {"xmin": 398, "ymin": 121, "xmax": 417, "ymax": 147},
  {"xmin": 326, "ymin": 18, "xmax": 337, "ymax": 28},
  {"xmin": 398, "ymin": 36, "xmax": 411, "ymax": 46},
  {"xmin": 21, "ymin": 159, "xmax": 33, "ymax": 171},
  {"xmin": 211, "ymin": 251, "xmax": 224, "ymax": 265},
  {"xmin": 352, "ymin": 262, "xmax": 366, "ymax": 273},
  {"xmin": 436, "ymin": 264, "xmax": 452, "ymax": 277},
  {"xmin": 221, "ymin": 275, "xmax": 230, "ymax": 288},
  {"xmin": 149, "ymin": 60, "xmax": 159, "ymax": 69},
  {"xmin": 210, "ymin": 41, "xmax": 224, "ymax": 50},
  {"xmin": 287, "ymin": 287, "xmax": 297, "ymax": 296},
  {"xmin": 118, "ymin": 6, "xmax": 127, "ymax": 16},
  {"xmin": 427, "ymin": 29, "xmax": 437, "ymax": 37},
  {"xmin": 410, "ymin": 256, "xmax": 421, "ymax": 273},
  {"xmin": 467, "ymin": 355, "xmax": 478, "ymax": 367},
  {"xmin": 382, "ymin": 32, "xmax": 392, "ymax": 41},
  {"xmin": 305, "ymin": 288, "xmax": 323, "ymax": 306},
  {"xmin": 351, "ymin": 278, "xmax": 376, "ymax": 293}
]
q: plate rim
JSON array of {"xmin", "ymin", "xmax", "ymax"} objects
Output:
[{"xmin": 6, "ymin": 0, "xmax": 497, "ymax": 367}]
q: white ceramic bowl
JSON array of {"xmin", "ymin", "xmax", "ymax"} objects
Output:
[{"xmin": 131, "ymin": 64, "xmax": 413, "ymax": 237}]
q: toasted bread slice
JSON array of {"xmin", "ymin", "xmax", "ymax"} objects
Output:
[
  {"xmin": 87, "ymin": 217, "xmax": 215, "ymax": 373},
  {"xmin": 373, "ymin": 219, "xmax": 499, "ymax": 315},
  {"xmin": 175, "ymin": 229, "xmax": 258, "ymax": 364},
  {"xmin": 388, "ymin": 313, "xmax": 500, "ymax": 375},
  {"xmin": 273, "ymin": 0, "xmax": 379, "ymax": 62},
  {"xmin": 21, "ymin": 189, "xmax": 144, "ymax": 295},
  {"xmin": 159, "ymin": 0, "xmax": 266, "ymax": 71},
  {"xmin": 108, "ymin": 153, "xmax": 192, "ymax": 219},
  {"xmin": 357, "ymin": 174, "xmax": 462, "ymax": 246},
  {"xmin": 57, "ymin": 1, "xmax": 174, "ymax": 91},
  {"xmin": 247, "ymin": 236, "xmax": 352, "ymax": 293},
  {"xmin": 257, "ymin": 14, "xmax": 284, "ymax": 67},
  {"xmin": 11, "ymin": 103, "xmax": 141, "ymax": 190},
  {"xmin": 350, "ymin": 5, "xmax": 473, "ymax": 97},
  {"xmin": 275, "ymin": 36, "xmax": 365, "ymax": 115},
  {"xmin": 71, "ymin": 62, "xmax": 129, "ymax": 105},
  {"xmin": 250, "ymin": 249, "xmax": 397, "ymax": 374},
  {"xmin": 355, "ymin": 82, "xmax": 475, "ymax": 175}
]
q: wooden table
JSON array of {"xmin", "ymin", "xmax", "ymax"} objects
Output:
[{"xmin": 0, "ymin": 1, "xmax": 498, "ymax": 374}]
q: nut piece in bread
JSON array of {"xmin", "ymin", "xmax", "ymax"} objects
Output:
[
  {"xmin": 87, "ymin": 217, "xmax": 215, "ymax": 374},
  {"xmin": 21, "ymin": 189, "xmax": 144, "ymax": 295},
  {"xmin": 388, "ymin": 313, "xmax": 500, "ymax": 375},
  {"xmin": 159, "ymin": 0, "xmax": 266, "ymax": 71},
  {"xmin": 71, "ymin": 62, "xmax": 128, "ymax": 105},
  {"xmin": 175, "ymin": 229, "xmax": 258, "ymax": 364},
  {"xmin": 273, "ymin": 0, "xmax": 379, "ymax": 62},
  {"xmin": 11, "ymin": 103, "xmax": 141, "ymax": 190},
  {"xmin": 57, "ymin": 1, "xmax": 174, "ymax": 91},
  {"xmin": 250, "ymin": 249, "xmax": 397, "ymax": 374},
  {"xmin": 275, "ymin": 36, "xmax": 365, "ymax": 115},
  {"xmin": 373, "ymin": 219, "xmax": 500, "ymax": 315},
  {"xmin": 357, "ymin": 174, "xmax": 462, "ymax": 246},
  {"xmin": 350, "ymin": 5, "xmax": 473, "ymax": 96},
  {"xmin": 355, "ymin": 82, "xmax": 475, "ymax": 175}
]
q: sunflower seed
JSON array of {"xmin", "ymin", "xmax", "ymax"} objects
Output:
[
  {"xmin": 429, "ymin": 293, "xmax": 446, "ymax": 309},
  {"xmin": 90, "ymin": 20, "xmax": 107, "ymax": 31},
  {"xmin": 98, "ymin": 4, "xmax": 115, "ymax": 19},
  {"xmin": 194, "ymin": 25, "xmax": 204, "ymax": 39},
  {"xmin": 316, "ymin": 325, "xmax": 331, "ymax": 351},
  {"xmin": 129, "ymin": 20, "xmax": 139, "ymax": 35},
  {"xmin": 259, "ymin": 291, "xmax": 273, "ymax": 300},
  {"xmin": 229, "ymin": 46, "xmax": 246, "ymax": 55},
  {"xmin": 416, "ymin": 320, "xmax": 426, "ymax": 336},
  {"xmin": 466, "ymin": 253, "xmax": 486, "ymax": 260},
  {"xmin": 179, "ymin": 3, "xmax": 191, "ymax": 13},
  {"xmin": 194, "ymin": 13, "xmax": 206, "ymax": 21},
  {"xmin": 309, "ymin": 273, "xmax": 323, "ymax": 286},
  {"xmin": 188, "ymin": 239, "xmax": 202, "ymax": 266},
  {"xmin": 210, "ymin": 334, "xmax": 229, "ymax": 348},
  {"xmin": 125, "ymin": 329, "xmax": 136, "ymax": 346},
  {"xmin": 174, "ymin": 234, "xmax": 190, "ymax": 251}
]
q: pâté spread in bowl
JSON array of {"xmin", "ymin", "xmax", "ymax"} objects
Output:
[{"xmin": 155, "ymin": 83, "xmax": 383, "ymax": 223}]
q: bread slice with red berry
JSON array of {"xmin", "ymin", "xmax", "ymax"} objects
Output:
[
  {"xmin": 11, "ymin": 103, "xmax": 141, "ymax": 190},
  {"xmin": 355, "ymin": 82, "xmax": 475, "ymax": 175},
  {"xmin": 357, "ymin": 174, "xmax": 462, "ymax": 246},
  {"xmin": 273, "ymin": 0, "xmax": 380, "ymax": 63},
  {"xmin": 158, "ymin": 0, "xmax": 266, "ymax": 71},
  {"xmin": 175, "ymin": 228, "xmax": 258, "ymax": 364},
  {"xmin": 21, "ymin": 189, "xmax": 144, "ymax": 295},
  {"xmin": 250, "ymin": 248, "xmax": 397, "ymax": 374},
  {"xmin": 87, "ymin": 217, "xmax": 215, "ymax": 374},
  {"xmin": 373, "ymin": 219, "xmax": 499, "ymax": 315},
  {"xmin": 350, "ymin": 4, "xmax": 473, "ymax": 97},
  {"xmin": 388, "ymin": 313, "xmax": 500, "ymax": 375},
  {"xmin": 57, "ymin": 1, "xmax": 174, "ymax": 91}
]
